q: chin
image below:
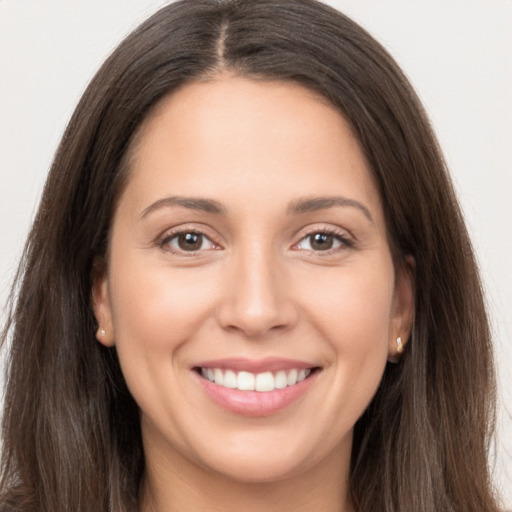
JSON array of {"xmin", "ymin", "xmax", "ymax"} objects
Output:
[
  {"xmin": 203, "ymin": 452, "xmax": 313, "ymax": 484},
  {"xmin": 184, "ymin": 424, "xmax": 347, "ymax": 486}
]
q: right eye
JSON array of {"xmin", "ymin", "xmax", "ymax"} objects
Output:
[{"xmin": 161, "ymin": 231, "xmax": 217, "ymax": 253}]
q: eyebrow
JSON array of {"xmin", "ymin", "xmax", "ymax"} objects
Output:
[
  {"xmin": 286, "ymin": 196, "xmax": 374, "ymax": 223},
  {"xmin": 139, "ymin": 194, "xmax": 373, "ymax": 223},
  {"xmin": 139, "ymin": 196, "xmax": 226, "ymax": 219}
]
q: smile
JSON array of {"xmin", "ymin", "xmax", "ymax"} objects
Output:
[
  {"xmin": 193, "ymin": 359, "xmax": 320, "ymax": 416},
  {"xmin": 199, "ymin": 367, "xmax": 312, "ymax": 392}
]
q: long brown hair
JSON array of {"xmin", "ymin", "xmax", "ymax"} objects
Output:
[{"xmin": 0, "ymin": 1, "xmax": 499, "ymax": 510}]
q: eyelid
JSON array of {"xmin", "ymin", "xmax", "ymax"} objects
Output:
[
  {"xmin": 157, "ymin": 224, "xmax": 223, "ymax": 254},
  {"xmin": 155, "ymin": 222, "xmax": 354, "ymax": 256},
  {"xmin": 291, "ymin": 224, "xmax": 355, "ymax": 252}
]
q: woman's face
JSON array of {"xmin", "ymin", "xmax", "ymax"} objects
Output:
[{"xmin": 93, "ymin": 77, "xmax": 413, "ymax": 483}]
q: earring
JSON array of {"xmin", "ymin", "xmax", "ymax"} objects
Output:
[
  {"xmin": 100, "ymin": 328, "xmax": 106, "ymax": 337},
  {"xmin": 396, "ymin": 336, "xmax": 403, "ymax": 354}
]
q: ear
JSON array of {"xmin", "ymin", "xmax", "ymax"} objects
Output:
[
  {"xmin": 91, "ymin": 257, "xmax": 115, "ymax": 347},
  {"xmin": 388, "ymin": 255, "xmax": 415, "ymax": 362}
]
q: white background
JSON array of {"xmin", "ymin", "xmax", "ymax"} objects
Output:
[{"xmin": 1, "ymin": 0, "xmax": 511, "ymax": 507}]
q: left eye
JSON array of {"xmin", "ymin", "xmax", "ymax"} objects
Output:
[
  {"xmin": 163, "ymin": 232, "xmax": 216, "ymax": 252},
  {"xmin": 296, "ymin": 232, "xmax": 346, "ymax": 251}
]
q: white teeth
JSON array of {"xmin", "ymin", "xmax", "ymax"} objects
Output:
[
  {"xmin": 200, "ymin": 367, "xmax": 313, "ymax": 392},
  {"xmin": 237, "ymin": 371, "xmax": 255, "ymax": 391},
  {"xmin": 274, "ymin": 370, "xmax": 288, "ymax": 389},
  {"xmin": 223, "ymin": 369, "xmax": 237, "ymax": 389},
  {"xmin": 255, "ymin": 372, "xmax": 274, "ymax": 392},
  {"xmin": 287, "ymin": 369, "xmax": 298, "ymax": 386},
  {"xmin": 214, "ymin": 368, "xmax": 224, "ymax": 386}
]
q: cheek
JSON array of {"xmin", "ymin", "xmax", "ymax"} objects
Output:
[
  {"xmin": 300, "ymin": 261, "xmax": 395, "ymax": 347},
  {"xmin": 297, "ymin": 259, "xmax": 394, "ymax": 402},
  {"xmin": 106, "ymin": 254, "xmax": 224, "ymax": 426},
  {"xmin": 108, "ymin": 253, "xmax": 220, "ymax": 361}
]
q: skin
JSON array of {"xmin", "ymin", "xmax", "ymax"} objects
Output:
[{"xmin": 93, "ymin": 76, "xmax": 414, "ymax": 512}]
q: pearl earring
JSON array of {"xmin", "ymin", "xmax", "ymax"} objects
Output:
[
  {"xmin": 100, "ymin": 328, "xmax": 106, "ymax": 336},
  {"xmin": 396, "ymin": 336, "xmax": 403, "ymax": 354}
]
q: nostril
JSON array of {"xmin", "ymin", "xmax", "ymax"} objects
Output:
[{"xmin": 215, "ymin": 300, "xmax": 298, "ymax": 338}]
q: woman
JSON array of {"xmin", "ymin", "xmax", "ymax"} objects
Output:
[{"xmin": 0, "ymin": 0, "xmax": 500, "ymax": 511}]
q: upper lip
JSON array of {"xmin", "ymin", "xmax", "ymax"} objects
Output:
[{"xmin": 193, "ymin": 357, "xmax": 318, "ymax": 373}]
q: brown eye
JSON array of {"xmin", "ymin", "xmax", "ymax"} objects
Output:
[
  {"xmin": 309, "ymin": 233, "xmax": 334, "ymax": 250},
  {"xmin": 178, "ymin": 233, "xmax": 203, "ymax": 251},
  {"xmin": 163, "ymin": 232, "xmax": 216, "ymax": 252},
  {"xmin": 295, "ymin": 231, "xmax": 350, "ymax": 252}
]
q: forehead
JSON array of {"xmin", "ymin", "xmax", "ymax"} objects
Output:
[{"xmin": 119, "ymin": 76, "xmax": 384, "ymax": 226}]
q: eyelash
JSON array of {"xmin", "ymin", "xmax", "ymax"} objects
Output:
[
  {"xmin": 157, "ymin": 226, "xmax": 354, "ymax": 256},
  {"xmin": 158, "ymin": 228, "xmax": 219, "ymax": 256},
  {"xmin": 293, "ymin": 227, "xmax": 354, "ymax": 254}
]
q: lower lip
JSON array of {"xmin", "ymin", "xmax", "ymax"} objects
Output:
[{"xmin": 195, "ymin": 371, "xmax": 318, "ymax": 417}]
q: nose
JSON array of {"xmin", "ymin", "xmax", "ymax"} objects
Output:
[{"xmin": 215, "ymin": 245, "xmax": 298, "ymax": 338}]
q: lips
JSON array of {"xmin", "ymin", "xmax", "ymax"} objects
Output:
[{"xmin": 193, "ymin": 358, "xmax": 320, "ymax": 416}]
